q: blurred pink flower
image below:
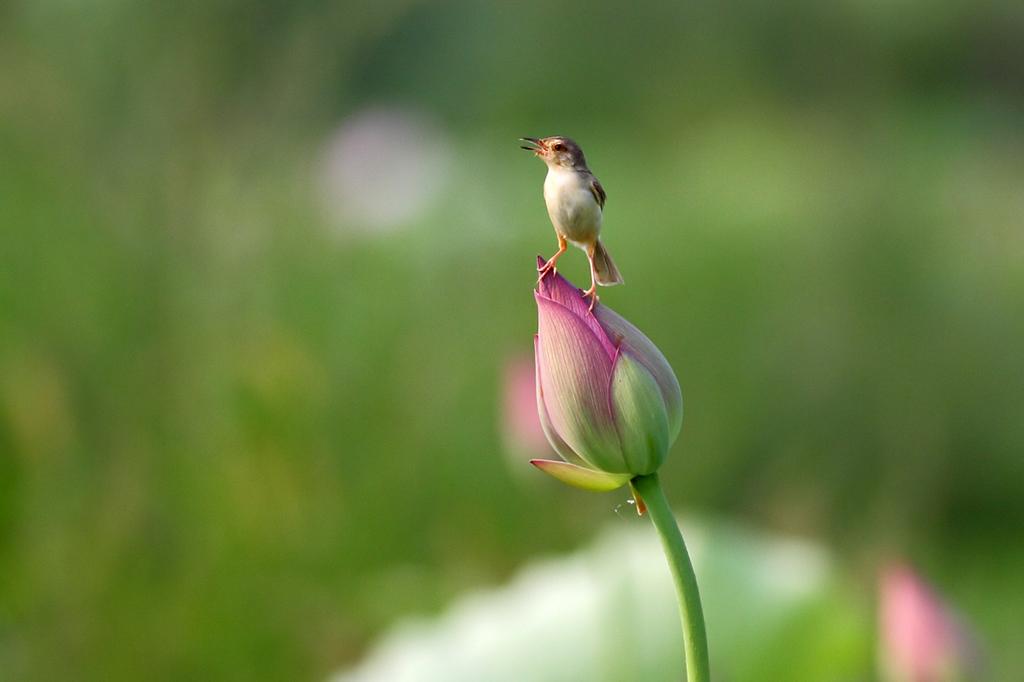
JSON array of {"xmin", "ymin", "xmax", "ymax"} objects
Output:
[
  {"xmin": 879, "ymin": 562, "xmax": 980, "ymax": 682},
  {"xmin": 500, "ymin": 354, "xmax": 551, "ymax": 459}
]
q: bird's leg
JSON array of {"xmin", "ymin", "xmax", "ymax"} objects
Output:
[
  {"xmin": 538, "ymin": 235, "xmax": 568, "ymax": 281},
  {"xmin": 583, "ymin": 245, "xmax": 600, "ymax": 311}
]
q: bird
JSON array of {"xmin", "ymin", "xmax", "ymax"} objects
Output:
[{"xmin": 521, "ymin": 136, "xmax": 623, "ymax": 308}]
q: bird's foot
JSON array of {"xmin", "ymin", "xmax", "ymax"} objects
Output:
[
  {"xmin": 538, "ymin": 241, "xmax": 568, "ymax": 284},
  {"xmin": 582, "ymin": 284, "xmax": 599, "ymax": 312},
  {"xmin": 536, "ymin": 261, "xmax": 556, "ymax": 283}
]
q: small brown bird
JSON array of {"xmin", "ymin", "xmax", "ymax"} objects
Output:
[{"xmin": 521, "ymin": 136, "xmax": 623, "ymax": 307}]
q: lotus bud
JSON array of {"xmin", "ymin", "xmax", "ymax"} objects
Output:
[{"xmin": 532, "ymin": 257, "xmax": 683, "ymax": 492}]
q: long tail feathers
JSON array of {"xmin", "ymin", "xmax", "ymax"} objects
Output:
[{"xmin": 592, "ymin": 240, "xmax": 624, "ymax": 286}]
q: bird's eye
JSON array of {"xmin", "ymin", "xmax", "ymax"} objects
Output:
[{"xmin": 553, "ymin": 143, "xmax": 565, "ymax": 151}]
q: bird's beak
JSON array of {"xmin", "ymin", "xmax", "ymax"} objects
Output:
[{"xmin": 520, "ymin": 137, "xmax": 544, "ymax": 154}]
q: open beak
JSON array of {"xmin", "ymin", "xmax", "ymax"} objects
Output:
[{"xmin": 520, "ymin": 137, "xmax": 545, "ymax": 153}]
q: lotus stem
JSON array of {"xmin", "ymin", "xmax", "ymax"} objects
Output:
[{"xmin": 631, "ymin": 472, "xmax": 710, "ymax": 682}]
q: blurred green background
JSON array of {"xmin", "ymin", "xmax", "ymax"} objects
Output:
[{"xmin": 2, "ymin": 0, "xmax": 1023, "ymax": 679}]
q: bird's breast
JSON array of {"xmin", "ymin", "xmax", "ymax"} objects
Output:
[{"xmin": 542, "ymin": 169, "xmax": 602, "ymax": 244}]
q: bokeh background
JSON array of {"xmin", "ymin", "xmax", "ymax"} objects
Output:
[{"xmin": 2, "ymin": 0, "xmax": 1023, "ymax": 679}]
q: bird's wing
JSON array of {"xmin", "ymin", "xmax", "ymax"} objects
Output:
[{"xmin": 589, "ymin": 177, "xmax": 607, "ymax": 209}]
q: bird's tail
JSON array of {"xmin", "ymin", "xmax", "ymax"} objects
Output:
[{"xmin": 592, "ymin": 240, "xmax": 624, "ymax": 286}]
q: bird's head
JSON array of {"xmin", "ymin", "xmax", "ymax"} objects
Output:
[{"xmin": 520, "ymin": 136, "xmax": 588, "ymax": 171}]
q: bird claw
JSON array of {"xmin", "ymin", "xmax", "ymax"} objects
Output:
[
  {"xmin": 539, "ymin": 242, "xmax": 568, "ymax": 284},
  {"xmin": 582, "ymin": 286, "xmax": 599, "ymax": 312}
]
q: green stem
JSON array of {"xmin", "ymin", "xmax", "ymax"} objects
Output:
[{"xmin": 631, "ymin": 472, "xmax": 710, "ymax": 682}]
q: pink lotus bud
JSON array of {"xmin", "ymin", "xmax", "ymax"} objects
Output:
[{"xmin": 532, "ymin": 257, "xmax": 682, "ymax": 490}]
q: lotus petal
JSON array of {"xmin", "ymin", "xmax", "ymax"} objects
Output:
[
  {"xmin": 529, "ymin": 459, "xmax": 631, "ymax": 491},
  {"xmin": 535, "ymin": 293, "xmax": 624, "ymax": 473},
  {"xmin": 537, "ymin": 257, "xmax": 616, "ymax": 360},
  {"xmin": 534, "ymin": 335, "xmax": 589, "ymax": 468},
  {"xmin": 594, "ymin": 304, "xmax": 683, "ymax": 438},
  {"xmin": 609, "ymin": 350, "xmax": 671, "ymax": 475}
]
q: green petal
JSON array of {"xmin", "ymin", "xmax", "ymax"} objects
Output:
[
  {"xmin": 610, "ymin": 350, "xmax": 671, "ymax": 475},
  {"xmin": 594, "ymin": 305, "xmax": 683, "ymax": 441},
  {"xmin": 530, "ymin": 460, "xmax": 632, "ymax": 491}
]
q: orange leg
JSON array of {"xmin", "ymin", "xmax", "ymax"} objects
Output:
[
  {"xmin": 582, "ymin": 245, "xmax": 600, "ymax": 311},
  {"xmin": 538, "ymin": 234, "xmax": 568, "ymax": 281}
]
